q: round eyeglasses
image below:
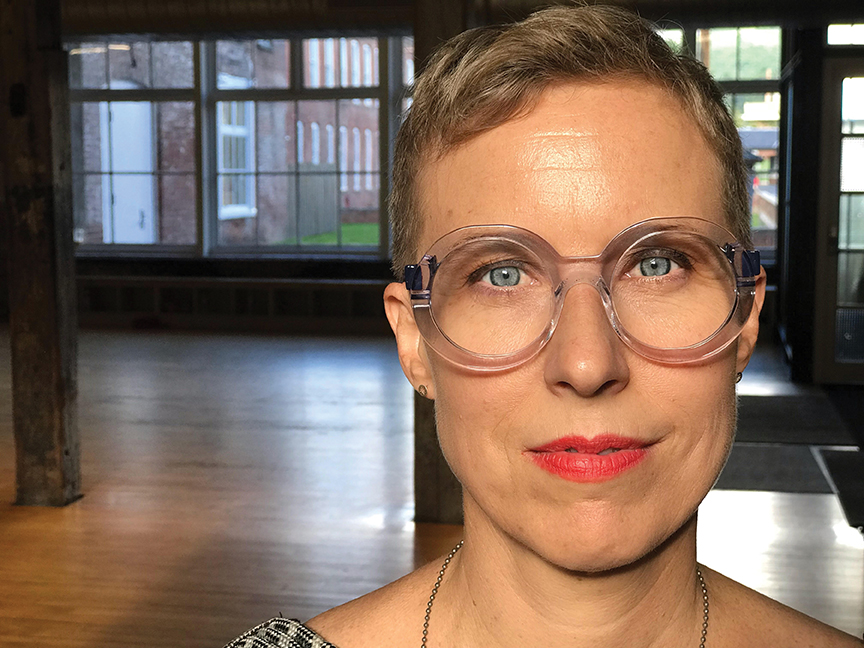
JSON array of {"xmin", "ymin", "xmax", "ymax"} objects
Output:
[{"xmin": 404, "ymin": 217, "xmax": 761, "ymax": 370}]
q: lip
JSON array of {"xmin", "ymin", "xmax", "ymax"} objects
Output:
[{"xmin": 525, "ymin": 435, "xmax": 650, "ymax": 483}]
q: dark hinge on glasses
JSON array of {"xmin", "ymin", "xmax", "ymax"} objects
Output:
[
  {"xmin": 404, "ymin": 256, "xmax": 439, "ymax": 292},
  {"xmin": 722, "ymin": 245, "xmax": 761, "ymax": 279}
]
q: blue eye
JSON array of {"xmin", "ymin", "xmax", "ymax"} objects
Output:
[
  {"xmin": 638, "ymin": 257, "xmax": 677, "ymax": 277},
  {"xmin": 484, "ymin": 266, "xmax": 522, "ymax": 287}
]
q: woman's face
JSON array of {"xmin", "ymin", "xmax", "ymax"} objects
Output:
[{"xmin": 386, "ymin": 80, "xmax": 764, "ymax": 572}]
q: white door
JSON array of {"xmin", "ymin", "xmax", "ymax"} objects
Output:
[{"xmin": 100, "ymin": 94, "xmax": 155, "ymax": 243}]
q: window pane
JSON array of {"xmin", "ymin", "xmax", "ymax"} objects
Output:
[
  {"xmin": 103, "ymin": 102, "xmax": 154, "ymax": 172},
  {"xmin": 837, "ymin": 253, "xmax": 864, "ymax": 305},
  {"xmin": 105, "ymin": 174, "xmax": 156, "ymax": 243},
  {"xmin": 828, "ymin": 24, "xmax": 864, "ymax": 46},
  {"xmin": 151, "ymin": 42, "xmax": 194, "ymax": 88},
  {"xmin": 67, "ymin": 43, "xmax": 107, "ymax": 89},
  {"xmin": 159, "ymin": 174, "xmax": 196, "ymax": 244},
  {"xmin": 839, "ymin": 194, "xmax": 864, "ymax": 251},
  {"xmin": 306, "ymin": 38, "xmax": 321, "ymax": 88},
  {"xmin": 157, "ymin": 102, "xmax": 195, "ymax": 172},
  {"xmin": 737, "ymin": 27, "xmax": 781, "ymax": 80},
  {"xmin": 70, "ymin": 102, "xmax": 103, "ymax": 173},
  {"xmin": 842, "ymin": 77, "xmax": 864, "ymax": 135},
  {"xmin": 402, "ymin": 37, "xmax": 414, "ymax": 85},
  {"xmin": 298, "ymin": 173, "xmax": 341, "ymax": 244},
  {"xmin": 696, "ymin": 28, "xmax": 738, "ymax": 81},
  {"xmin": 696, "ymin": 27, "xmax": 781, "ymax": 81},
  {"xmin": 841, "ymin": 138, "xmax": 864, "ymax": 192},
  {"xmin": 256, "ymin": 102, "xmax": 296, "ymax": 172},
  {"xmin": 108, "ymin": 43, "xmax": 151, "ymax": 89},
  {"xmin": 657, "ymin": 28, "xmax": 684, "ymax": 53},
  {"xmin": 217, "ymin": 40, "xmax": 290, "ymax": 89},
  {"xmin": 72, "ymin": 173, "xmax": 103, "ymax": 243},
  {"xmin": 337, "ymin": 174, "xmax": 380, "ymax": 247},
  {"xmin": 257, "ymin": 174, "xmax": 297, "ymax": 245},
  {"xmin": 729, "ymin": 92, "xmax": 781, "ymax": 128},
  {"xmin": 298, "ymin": 102, "xmax": 337, "ymax": 172},
  {"xmin": 731, "ymin": 93, "xmax": 781, "ymax": 249}
]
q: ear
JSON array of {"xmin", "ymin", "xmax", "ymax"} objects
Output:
[
  {"xmin": 736, "ymin": 267, "xmax": 767, "ymax": 373},
  {"xmin": 383, "ymin": 282, "xmax": 436, "ymax": 398}
]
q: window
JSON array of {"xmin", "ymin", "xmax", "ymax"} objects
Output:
[
  {"xmin": 218, "ymin": 100, "xmax": 256, "ymax": 219},
  {"xmin": 296, "ymin": 120, "xmax": 305, "ymax": 164},
  {"xmin": 364, "ymin": 128, "xmax": 374, "ymax": 190},
  {"xmin": 350, "ymin": 40, "xmax": 361, "ymax": 87},
  {"xmin": 324, "ymin": 39, "xmax": 335, "ymax": 87},
  {"xmin": 339, "ymin": 125, "xmax": 348, "ymax": 191},
  {"xmin": 695, "ymin": 26, "xmax": 783, "ymax": 256},
  {"xmin": 696, "ymin": 27, "xmax": 781, "ymax": 81},
  {"xmin": 311, "ymin": 122, "xmax": 320, "ymax": 165},
  {"xmin": 353, "ymin": 127, "xmax": 361, "ymax": 191},
  {"xmin": 68, "ymin": 36, "xmax": 400, "ymax": 250},
  {"xmin": 67, "ymin": 41, "xmax": 197, "ymax": 244},
  {"xmin": 362, "ymin": 44, "xmax": 373, "ymax": 86},
  {"xmin": 339, "ymin": 39, "xmax": 349, "ymax": 86},
  {"xmin": 402, "ymin": 37, "xmax": 415, "ymax": 85},
  {"xmin": 656, "ymin": 28, "xmax": 684, "ymax": 53},
  {"xmin": 326, "ymin": 124, "xmax": 335, "ymax": 164},
  {"xmin": 307, "ymin": 38, "xmax": 320, "ymax": 88},
  {"xmin": 828, "ymin": 24, "xmax": 864, "ymax": 46}
]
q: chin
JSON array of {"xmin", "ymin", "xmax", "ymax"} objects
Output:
[
  {"xmin": 531, "ymin": 531, "xmax": 664, "ymax": 575},
  {"xmin": 511, "ymin": 502, "xmax": 698, "ymax": 575}
]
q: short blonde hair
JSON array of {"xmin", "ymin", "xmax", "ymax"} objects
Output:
[{"xmin": 389, "ymin": 4, "xmax": 751, "ymax": 278}]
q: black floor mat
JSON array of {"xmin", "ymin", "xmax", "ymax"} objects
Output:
[
  {"xmin": 737, "ymin": 394, "xmax": 856, "ymax": 445},
  {"xmin": 715, "ymin": 443, "xmax": 832, "ymax": 493},
  {"xmin": 819, "ymin": 449, "xmax": 864, "ymax": 528}
]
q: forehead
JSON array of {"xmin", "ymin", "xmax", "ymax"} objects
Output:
[{"xmin": 416, "ymin": 79, "xmax": 725, "ymax": 255}]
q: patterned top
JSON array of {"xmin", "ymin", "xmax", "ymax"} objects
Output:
[{"xmin": 224, "ymin": 618, "xmax": 336, "ymax": 648}]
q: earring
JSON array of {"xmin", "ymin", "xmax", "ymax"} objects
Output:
[
  {"xmin": 735, "ymin": 372, "xmax": 743, "ymax": 384},
  {"xmin": 418, "ymin": 384, "xmax": 428, "ymax": 398}
]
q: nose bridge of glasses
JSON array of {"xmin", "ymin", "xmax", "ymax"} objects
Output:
[{"xmin": 555, "ymin": 254, "xmax": 611, "ymax": 303}]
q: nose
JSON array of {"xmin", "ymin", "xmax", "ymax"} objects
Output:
[{"xmin": 542, "ymin": 283, "xmax": 630, "ymax": 397}]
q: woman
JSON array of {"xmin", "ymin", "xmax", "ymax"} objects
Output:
[{"xmin": 226, "ymin": 6, "xmax": 863, "ymax": 647}]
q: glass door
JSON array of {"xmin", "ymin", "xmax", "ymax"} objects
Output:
[{"xmin": 814, "ymin": 60, "xmax": 864, "ymax": 383}]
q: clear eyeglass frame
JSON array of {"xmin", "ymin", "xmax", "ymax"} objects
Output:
[{"xmin": 404, "ymin": 217, "xmax": 761, "ymax": 371}]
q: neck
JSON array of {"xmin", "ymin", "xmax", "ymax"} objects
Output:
[{"xmin": 431, "ymin": 496, "xmax": 707, "ymax": 648}]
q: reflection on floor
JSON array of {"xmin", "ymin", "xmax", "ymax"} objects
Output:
[{"xmin": 0, "ymin": 331, "xmax": 861, "ymax": 647}]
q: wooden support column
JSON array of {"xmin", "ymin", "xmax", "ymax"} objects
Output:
[
  {"xmin": 412, "ymin": 0, "xmax": 470, "ymax": 525},
  {"xmin": 0, "ymin": 0, "xmax": 81, "ymax": 506}
]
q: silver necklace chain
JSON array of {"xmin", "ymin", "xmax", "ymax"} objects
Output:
[{"xmin": 421, "ymin": 541, "xmax": 710, "ymax": 648}]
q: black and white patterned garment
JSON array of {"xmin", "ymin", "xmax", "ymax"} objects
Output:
[{"xmin": 224, "ymin": 618, "xmax": 337, "ymax": 648}]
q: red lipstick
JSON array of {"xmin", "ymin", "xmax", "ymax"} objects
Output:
[{"xmin": 525, "ymin": 435, "xmax": 649, "ymax": 483}]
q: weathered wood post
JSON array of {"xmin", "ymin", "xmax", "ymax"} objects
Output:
[
  {"xmin": 0, "ymin": 0, "xmax": 81, "ymax": 506},
  {"xmin": 411, "ymin": 0, "xmax": 470, "ymax": 524}
]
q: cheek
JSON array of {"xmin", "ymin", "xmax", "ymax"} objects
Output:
[
  {"xmin": 430, "ymin": 364, "xmax": 536, "ymax": 483},
  {"xmin": 646, "ymin": 361, "xmax": 737, "ymax": 494}
]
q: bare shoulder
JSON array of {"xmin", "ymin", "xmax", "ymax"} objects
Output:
[
  {"xmin": 304, "ymin": 559, "xmax": 442, "ymax": 648},
  {"xmin": 706, "ymin": 566, "xmax": 864, "ymax": 647}
]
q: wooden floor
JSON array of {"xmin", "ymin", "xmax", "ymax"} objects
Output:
[{"xmin": 0, "ymin": 330, "xmax": 861, "ymax": 647}]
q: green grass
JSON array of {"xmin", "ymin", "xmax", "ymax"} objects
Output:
[{"xmin": 276, "ymin": 223, "xmax": 380, "ymax": 247}]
